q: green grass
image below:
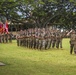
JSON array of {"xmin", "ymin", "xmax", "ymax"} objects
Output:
[{"xmin": 0, "ymin": 38, "xmax": 76, "ymax": 75}]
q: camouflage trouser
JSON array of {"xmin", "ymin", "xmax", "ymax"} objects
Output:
[
  {"xmin": 56, "ymin": 40, "xmax": 60, "ymax": 48},
  {"xmin": 20, "ymin": 39, "xmax": 23, "ymax": 46},
  {"xmin": 41, "ymin": 40, "xmax": 46, "ymax": 50},
  {"xmin": 5, "ymin": 38, "xmax": 8, "ymax": 43},
  {"xmin": 46, "ymin": 39, "xmax": 51, "ymax": 49},
  {"xmin": 32, "ymin": 39, "xmax": 36, "ymax": 49},
  {"xmin": 38, "ymin": 40, "xmax": 42, "ymax": 50},
  {"xmin": 9, "ymin": 38, "xmax": 12, "ymax": 43},
  {"xmin": 26, "ymin": 38, "xmax": 29, "ymax": 47},
  {"xmin": 52, "ymin": 40, "xmax": 56, "ymax": 48},
  {"xmin": 0, "ymin": 37, "xmax": 2, "ymax": 43},
  {"xmin": 70, "ymin": 44, "xmax": 74, "ymax": 54},
  {"xmin": 17, "ymin": 39, "xmax": 20, "ymax": 46},
  {"xmin": 0, "ymin": 38, "xmax": 1, "ymax": 43},
  {"xmin": 29, "ymin": 38, "xmax": 33, "ymax": 48},
  {"xmin": 24, "ymin": 38, "xmax": 26, "ymax": 47},
  {"xmin": 29, "ymin": 38, "xmax": 32, "ymax": 48},
  {"xmin": 27, "ymin": 38, "xmax": 30, "ymax": 48},
  {"xmin": 2, "ymin": 38, "xmax": 5, "ymax": 43},
  {"xmin": 60, "ymin": 40, "xmax": 62, "ymax": 48},
  {"xmin": 74, "ymin": 42, "xmax": 76, "ymax": 54},
  {"xmin": 22, "ymin": 38, "xmax": 25, "ymax": 46},
  {"xmin": 70, "ymin": 41, "xmax": 74, "ymax": 54},
  {"xmin": 35, "ymin": 39, "xmax": 39, "ymax": 49}
]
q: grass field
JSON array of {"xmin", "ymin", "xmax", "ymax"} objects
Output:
[{"xmin": 0, "ymin": 38, "xmax": 76, "ymax": 75}]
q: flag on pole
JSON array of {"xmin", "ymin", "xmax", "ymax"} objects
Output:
[
  {"xmin": 0, "ymin": 22, "xmax": 3, "ymax": 33},
  {"xmin": 4, "ymin": 20, "xmax": 8, "ymax": 33},
  {"xmin": 2, "ymin": 19, "xmax": 8, "ymax": 34},
  {"xmin": 0, "ymin": 16, "xmax": 9, "ymax": 34}
]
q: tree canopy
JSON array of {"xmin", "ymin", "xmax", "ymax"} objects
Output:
[{"xmin": 0, "ymin": 0, "xmax": 76, "ymax": 29}]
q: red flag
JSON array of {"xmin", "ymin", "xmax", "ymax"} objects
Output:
[
  {"xmin": 0, "ymin": 22, "xmax": 3, "ymax": 33},
  {"xmin": 3, "ymin": 20, "xmax": 8, "ymax": 33},
  {"xmin": 5, "ymin": 20, "xmax": 8, "ymax": 33}
]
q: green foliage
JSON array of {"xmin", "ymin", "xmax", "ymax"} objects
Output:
[{"xmin": 0, "ymin": 0, "xmax": 75, "ymax": 29}]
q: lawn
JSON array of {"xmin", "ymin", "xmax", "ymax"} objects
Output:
[{"xmin": 0, "ymin": 38, "xmax": 76, "ymax": 75}]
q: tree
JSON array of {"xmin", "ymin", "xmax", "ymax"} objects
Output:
[{"xmin": 0, "ymin": 0, "xmax": 76, "ymax": 29}]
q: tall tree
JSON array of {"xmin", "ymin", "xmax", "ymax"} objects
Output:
[{"xmin": 0, "ymin": 0, "xmax": 75, "ymax": 29}]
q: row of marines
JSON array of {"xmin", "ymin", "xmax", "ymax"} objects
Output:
[
  {"xmin": 0, "ymin": 32, "xmax": 12, "ymax": 43},
  {"xmin": 16, "ymin": 28, "xmax": 65, "ymax": 50}
]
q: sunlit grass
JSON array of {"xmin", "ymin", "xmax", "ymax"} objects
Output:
[{"xmin": 0, "ymin": 38, "xmax": 76, "ymax": 75}]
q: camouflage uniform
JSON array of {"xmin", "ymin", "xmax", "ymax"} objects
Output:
[
  {"xmin": 0, "ymin": 34, "xmax": 3, "ymax": 43},
  {"xmin": 34, "ymin": 30, "xmax": 38, "ymax": 49},
  {"xmin": 51, "ymin": 32, "xmax": 56, "ymax": 48},
  {"xmin": 45, "ymin": 31, "xmax": 52, "ymax": 49},
  {"xmin": 67, "ymin": 30, "xmax": 76, "ymax": 54},
  {"xmin": 38, "ymin": 31, "xmax": 42, "ymax": 50},
  {"xmin": 74, "ymin": 37, "xmax": 76, "ymax": 54},
  {"xmin": 56, "ymin": 32, "xmax": 61, "ymax": 49},
  {"xmin": 2, "ymin": 34, "xmax": 5, "ymax": 43},
  {"xmin": 8, "ymin": 32, "xmax": 12, "ymax": 43},
  {"xmin": 5, "ymin": 33, "xmax": 8, "ymax": 43},
  {"xmin": 16, "ymin": 32, "xmax": 20, "ymax": 46},
  {"xmin": 0, "ymin": 33, "xmax": 2, "ymax": 43},
  {"xmin": 59, "ymin": 32, "xmax": 63, "ymax": 48}
]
